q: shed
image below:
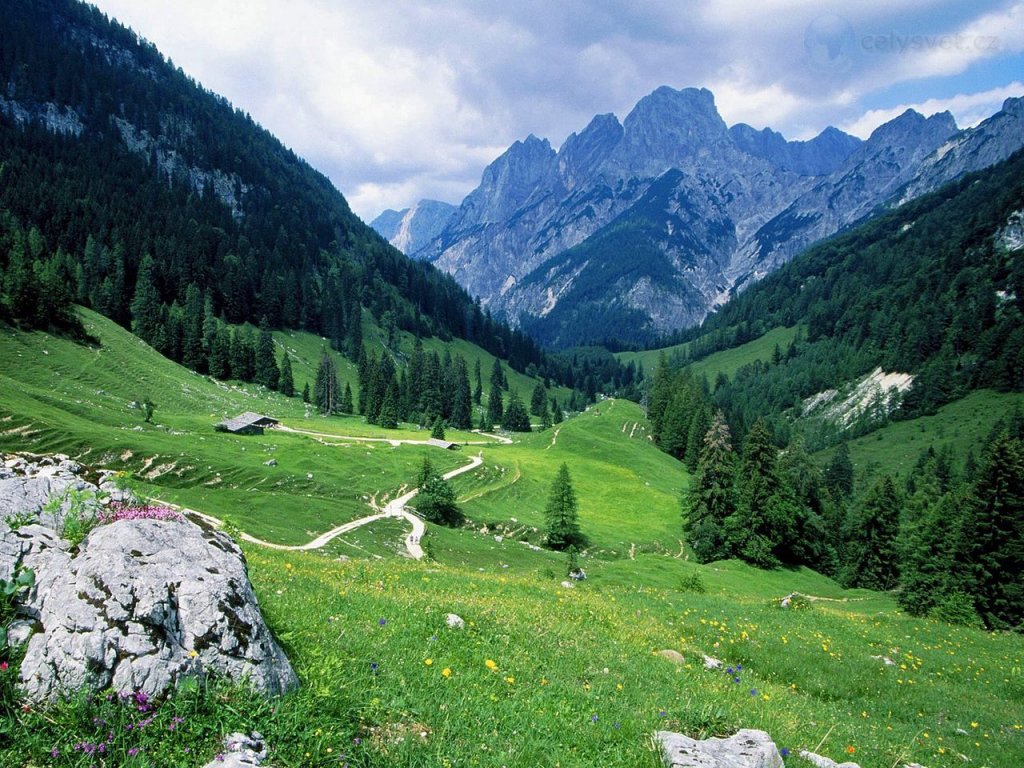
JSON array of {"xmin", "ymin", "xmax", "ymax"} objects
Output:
[
  {"xmin": 215, "ymin": 412, "xmax": 279, "ymax": 435},
  {"xmin": 426, "ymin": 438, "xmax": 459, "ymax": 450}
]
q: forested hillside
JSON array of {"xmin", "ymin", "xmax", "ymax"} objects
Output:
[
  {"xmin": 653, "ymin": 147, "xmax": 1024, "ymax": 442},
  {"xmin": 0, "ymin": 0, "xmax": 546, "ymax": 373}
]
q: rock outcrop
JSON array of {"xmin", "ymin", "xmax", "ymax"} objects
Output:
[
  {"xmin": 657, "ymin": 729, "xmax": 783, "ymax": 768},
  {"xmin": 0, "ymin": 453, "xmax": 298, "ymax": 702}
]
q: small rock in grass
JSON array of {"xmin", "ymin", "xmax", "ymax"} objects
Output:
[
  {"xmin": 445, "ymin": 613, "xmax": 465, "ymax": 630},
  {"xmin": 263, "ymin": 459, "xmax": 278, "ymax": 467},
  {"xmin": 702, "ymin": 654, "xmax": 723, "ymax": 670},
  {"xmin": 201, "ymin": 732, "xmax": 272, "ymax": 767},
  {"xmin": 658, "ymin": 649, "xmax": 686, "ymax": 665},
  {"xmin": 560, "ymin": 580, "xmax": 574, "ymax": 589}
]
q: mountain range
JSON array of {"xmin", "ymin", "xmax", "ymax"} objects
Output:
[{"xmin": 373, "ymin": 86, "xmax": 1024, "ymax": 348}]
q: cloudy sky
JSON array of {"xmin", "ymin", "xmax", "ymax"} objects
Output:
[{"xmin": 89, "ymin": 0, "xmax": 1024, "ymax": 222}]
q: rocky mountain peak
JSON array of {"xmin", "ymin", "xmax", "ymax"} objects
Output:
[
  {"xmin": 556, "ymin": 113, "xmax": 623, "ymax": 189},
  {"xmin": 460, "ymin": 133, "xmax": 555, "ymax": 225},
  {"xmin": 615, "ymin": 86, "xmax": 729, "ymax": 174},
  {"xmin": 866, "ymin": 109, "xmax": 957, "ymax": 149}
]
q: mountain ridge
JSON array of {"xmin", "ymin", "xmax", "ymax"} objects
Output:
[{"xmin": 383, "ymin": 85, "xmax": 1024, "ymax": 348}]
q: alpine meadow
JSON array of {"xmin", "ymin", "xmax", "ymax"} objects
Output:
[{"xmin": 0, "ymin": 2, "xmax": 1022, "ymax": 768}]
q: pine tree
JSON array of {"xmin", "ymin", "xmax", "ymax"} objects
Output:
[
  {"xmin": 963, "ymin": 431, "xmax": 1024, "ymax": 629},
  {"xmin": 379, "ymin": 382, "xmax": 400, "ymax": 429},
  {"xmin": 302, "ymin": 382, "xmax": 311, "ymax": 404},
  {"xmin": 181, "ymin": 284, "xmax": 207, "ymax": 373},
  {"xmin": 450, "ymin": 355, "xmax": 473, "ymax": 429},
  {"xmin": 841, "ymin": 475, "xmax": 901, "ymax": 590},
  {"xmin": 684, "ymin": 412, "xmax": 736, "ymax": 563},
  {"xmin": 544, "ymin": 463, "xmax": 585, "ymax": 551},
  {"xmin": 339, "ymin": 382, "xmax": 354, "ymax": 414},
  {"xmin": 551, "ymin": 398, "xmax": 563, "ymax": 424},
  {"xmin": 130, "ymin": 254, "xmax": 162, "ymax": 346},
  {"xmin": 490, "ymin": 358, "xmax": 506, "ymax": 391},
  {"xmin": 417, "ymin": 456, "xmax": 436, "ymax": 488},
  {"xmin": 254, "ymin": 318, "xmax": 280, "ymax": 390},
  {"xmin": 279, "ymin": 352, "xmax": 295, "ymax": 397},
  {"xmin": 473, "ymin": 359, "xmax": 483, "ymax": 404},
  {"xmin": 416, "ymin": 475, "xmax": 463, "ymax": 526},
  {"xmin": 724, "ymin": 420, "xmax": 794, "ymax": 568},
  {"xmin": 501, "ymin": 389, "xmax": 532, "ymax": 432},
  {"xmin": 530, "ymin": 382, "xmax": 547, "ymax": 417},
  {"xmin": 314, "ymin": 352, "xmax": 340, "ymax": 414},
  {"xmin": 824, "ymin": 442, "xmax": 855, "ymax": 500},
  {"xmin": 430, "ymin": 417, "xmax": 446, "ymax": 440},
  {"xmin": 487, "ymin": 385, "xmax": 504, "ymax": 427},
  {"xmin": 208, "ymin": 325, "xmax": 232, "ymax": 380}
]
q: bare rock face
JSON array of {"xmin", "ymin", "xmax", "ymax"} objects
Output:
[
  {"xmin": 0, "ymin": 455, "xmax": 298, "ymax": 702},
  {"xmin": 657, "ymin": 729, "xmax": 784, "ymax": 768}
]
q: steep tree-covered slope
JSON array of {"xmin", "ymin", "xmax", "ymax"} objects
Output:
[{"xmin": 0, "ymin": 0, "xmax": 544, "ymax": 371}]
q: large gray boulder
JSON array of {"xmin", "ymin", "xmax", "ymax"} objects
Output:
[
  {"xmin": 657, "ymin": 729, "xmax": 784, "ymax": 768},
  {"xmin": 0, "ymin": 454, "xmax": 298, "ymax": 702}
]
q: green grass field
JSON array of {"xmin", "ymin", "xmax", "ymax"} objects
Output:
[
  {"xmin": 815, "ymin": 389, "xmax": 1024, "ymax": 484},
  {"xmin": 614, "ymin": 326, "xmax": 801, "ymax": 383},
  {"xmin": 2, "ymin": 314, "xmax": 1023, "ymax": 768}
]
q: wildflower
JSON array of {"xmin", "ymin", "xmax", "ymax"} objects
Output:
[
  {"xmin": 442, "ymin": 668, "xmax": 452, "ymax": 678},
  {"xmin": 726, "ymin": 667, "xmax": 734, "ymax": 675},
  {"xmin": 0, "ymin": 662, "xmax": 7, "ymax": 672},
  {"xmin": 189, "ymin": 649, "xmax": 199, "ymax": 658},
  {"xmin": 370, "ymin": 662, "xmax": 379, "ymax": 674},
  {"xmin": 971, "ymin": 722, "xmax": 979, "ymax": 728},
  {"xmin": 129, "ymin": 747, "xmax": 140, "ymax": 756},
  {"xmin": 591, "ymin": 714, "xmax": 599, "ymax": 723},
  {"xmin": 750, "ymin": 689, "xmax": 758, "ymax": 696},
  {"xmin": 659, "ymin": 710, "xmax": 667, "ymax": 717},
  {"xmin": 485, "ymin": 659, "xmax": 498, "ymax": 671},
  {"xmin": 424, "ymin": 659, "xmax": 433, "ymax": 666},
  {"xmin": 540, "ymin": 677, "xmax": 548, "ymax": 685},
  {"xmin": 733, "ymin": 677, "xmax": 741, "ymax": 684},
  {"xmin": 846, "ymin": 745, "xmax": 856, "ymax": 755},
  {"xmin": 378, "ymin": 618, "xmax": 387, "ymax": 626},
  {"xmin": 780, "ymin": 747, "xmax": 789, "ymax": 758},
  {"xmin": 505, "ymin": 676, "xmax": 515, "ymax": 684}
]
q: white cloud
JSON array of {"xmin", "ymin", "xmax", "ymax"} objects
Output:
[
  {"xmin": 839, "ymin": 81, "xmax": 1024, "ymax": 137},
  {"xmin": 89, "ymin": 0, "xmax": 1023, "ymax": 220}
]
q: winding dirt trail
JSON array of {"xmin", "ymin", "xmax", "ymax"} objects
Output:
[{"xmin": 181, "ymin": 435, "xmax": 489, "ymax": 559}]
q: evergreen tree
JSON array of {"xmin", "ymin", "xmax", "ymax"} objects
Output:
[
  {"xmin": 302, "ymin": 382, "xmax": 311, "ymax": 404},
  {"xmin": 430, "ymin": 417, "xmax": 446, "ymax": 440},
  {"xmin": 254, "ymin": 318, "xmax": 280, "ymax": 390},
  {"xmin": 449, "ymin": 355, "xmax": 473, "ymax": 429},
  {"xmin": 724, "ymin": 420, "xmax": 795, "ymax": 568},
  {"xmin": 487, "ymin": 385, "xmax": 504, "ymax": 427},
  {"xmin": 314, "ymin": 351, "xmax": 340, "ymax": 414},
  {"xmin": 130, "ymin": 254, "xmax": 162, "ymax": 346},
  {"xmin": 530, "ymin": 382, "xmax": 547, "ymax": 417},
  {"xmin": 684, "ymin": 412, "xmax": 736, "ymax": 563},
  {"xmin": 551, "ymin": 398, "xmax": 563, "ymax": 424},
  {"xmin": 473, "ymin": 359, "xmax": 483, "ymax": 405},
  {"xmin": 824, "ymin": 442, "xmax": 855, "ymax": 500},
  {"xmin": 416, "ymin": 475, "xmax": 463, "ymax": 526},
  {"xmin": 181, "ymin": 284, "xmax": 207, "ymax": 373},
  {"xmin": 379, "ymin": 381, "xmax": 400, "ymax": 429},
  {"xmin": 278, "ymin": 351, "xmax": 295, "ymax": 397},
  {"xmin": 417, "ymin": 456, "xmax": 436, "ymax": 488},
  {"xmin": 501, "ymin": 389, "xmax": 532, "ymax": 432},
  {"xmin": 841, "ymin": 475, "xmax": 901, "ymax": 590},
  {"xmin": 544, "ymin": 463, "xmax": 585, "ymax": 551},
  {"xmin": 339, "ymin": 382, "xmax": 354, "ymax": 414},
  {"xmin": 964, "ymin": 431, "xmax": 1024, "ymax": 629},
  {"xmin": 489, "ymin": 358, "xmax": 506, "ymax": 391},
  {"xmin": 208, "ymin": 324, "xmax": 232, "ymax": 380}
]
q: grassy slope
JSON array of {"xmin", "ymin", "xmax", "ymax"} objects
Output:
[
  {"xmin": 3, "ymin": 316, "xmax": 1023, "ymax": 767},
  {"xmin": 449, "ymin": 398, "xmax": 687, "ymax": 558},
  {"xmin": 816, "ymin": 389, "xmax": 1024, "ymax": 482},
  {"xmin": 615, "ymin": 326, "xmax": 800, "ymax": 382},
  {"xmin": 231, "ymin": 548, "xmax": 1022, "ymax": 768}
]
